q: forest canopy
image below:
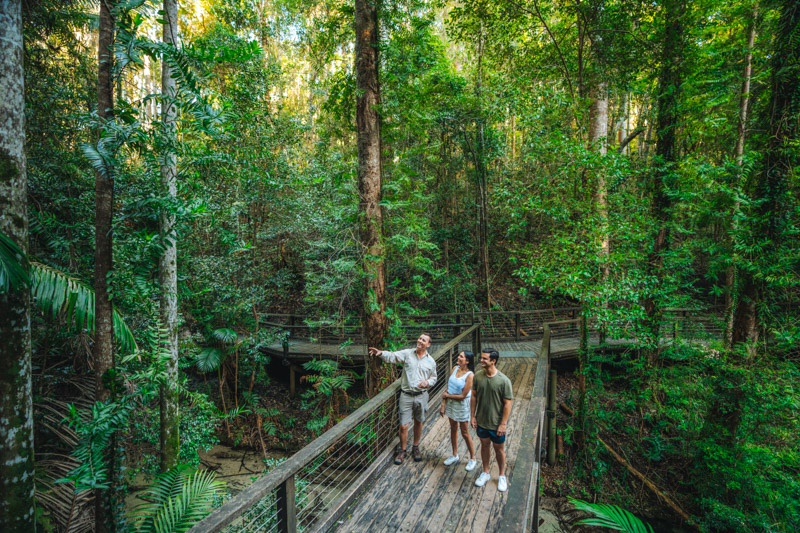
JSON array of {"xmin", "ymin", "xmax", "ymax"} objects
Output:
[{"xmin": 0, "ymin": 0, "xmax": 798, "ymax": 531}]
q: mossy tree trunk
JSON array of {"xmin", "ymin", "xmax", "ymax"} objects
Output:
[
  {"xmin": 0, "ymin": 1, "xmax": 36, "ymax": 530},
  {"xmin": 159, "ymin": 0, "xmax": 180, "ymax": 472}
]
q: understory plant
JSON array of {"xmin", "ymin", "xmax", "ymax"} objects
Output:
[
  {"xmin": 128, "ymin": 465, "xmax": 224, "ymax": 533},
  {"xmin": 301, "ymin": 358, "xmax": 355, "ymax": 435},
  {"xmin": 570, "ymin": 498, "xmax": 655, "ymax": 532}
]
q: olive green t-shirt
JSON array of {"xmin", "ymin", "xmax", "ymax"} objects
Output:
[{"xmin": 472, "ymin": 369, "xmax": 513, "ymax": 430}]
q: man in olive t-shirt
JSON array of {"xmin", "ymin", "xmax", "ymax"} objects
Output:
[{"xmin": 470, "ymin": 348, "xmax": 513, "ymax": 492}]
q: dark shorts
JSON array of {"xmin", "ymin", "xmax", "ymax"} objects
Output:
[{"xmin": 476, "ymin": 425, "xmax": 506, "ymax": 444}]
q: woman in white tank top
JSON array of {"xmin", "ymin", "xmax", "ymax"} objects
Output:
[{"xmin": 439, "ymin": 351, "xmax": 477, "ymax": 470}]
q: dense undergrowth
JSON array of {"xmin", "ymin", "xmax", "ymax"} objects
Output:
[{"xmin": 551, "ymin": 343, "xmax": 799, "ymax": 532}]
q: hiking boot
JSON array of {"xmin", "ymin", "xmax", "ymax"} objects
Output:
[
  {"xmin": 394, "ymin": 449, "xmax": 407, "ymax": 465},
  {"xmin": 412, "ymin": 445, "xmax": 422, "ymax": 462}
]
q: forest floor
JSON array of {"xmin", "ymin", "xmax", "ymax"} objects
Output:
[{"xmin": 540, "ymin": 371, "xmax": 695, "ymax": 533}]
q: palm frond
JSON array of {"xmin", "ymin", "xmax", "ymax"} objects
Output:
[
  {"xmin": 0, "ymin": 230, "xmax": 30, "ymax": 292},
  {"xmin": 194, "ymin": 348, "xmax": 223, "ymax": 373},
  {"xmin": 569, "ymin": 498, "xmax": 655, "ymax": 533},
  {"xmin": 212, "ymin": 328, "xmax": 238, "ymax": 344},
  {"xmin": 129, "ymin": 465, "xmax": 224, "ymax": 533},
  {"xmin": 30, "ymin": 262, "xmax": 137, "ymax": 353}
]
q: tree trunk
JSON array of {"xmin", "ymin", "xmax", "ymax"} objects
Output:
[
  {"xmin": 589, "ymin": 82, "xmax": 610, "ymax": 344},
  {"xmin": 724, "ymin": 10, "xmax": 758, "ymax": 351},
  {"xmin": 159, "ymin": 0, "xmax": 180, "ymax": 472},
  {"xmin": 476, "ymin": 25, "xmax": 490, "ymax": 310},
  {"xmin": 0, "ymin": 2, "xmax": 36, "ymax": 530},
  {"xmin": 355, "ymin": 0, "xmax": 389, "ymax": 397},
  {"xmin": 94, "ymin": 1, "xmax": 116, "ymax": 530},
  {"xmin": 644, "ymin": 0, "xmax": 685, "ymax": 363},
  {"xmin": 732, "ymin": 0, "xmax": 798, "ymax": 349}
]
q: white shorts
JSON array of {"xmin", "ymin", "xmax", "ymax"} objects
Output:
[{"xmin": 445, "ymin": 397, "xmax": 471, "ymax": 423}]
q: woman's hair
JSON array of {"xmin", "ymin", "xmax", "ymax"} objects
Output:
[{"xmin": 462, "ymin": 351, "xmax": 475, "ymax": 372}]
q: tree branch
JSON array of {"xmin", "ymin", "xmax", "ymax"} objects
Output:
[{"xmin": 617, "ymin": 127, "xmax": 644, "ymax": 153}]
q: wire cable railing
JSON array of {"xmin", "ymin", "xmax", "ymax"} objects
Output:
[
  {"xmin": 189, "ymin": 324, "xmax": 481, "ymax": 533},
  {"xmin": 260, "ymin": 306, "xmax": 727, "ymax": 346}
]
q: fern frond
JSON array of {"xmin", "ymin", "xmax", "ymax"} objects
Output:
[
  {"xmin": 129, "ymin": 466, "xmax": 224, "ymax": 533},
  {"xmin": 30, "ymin": 262, "xmax": 138, "ymax": 353},
  {"xmin": 569, "ymin": 498, "xmax": 655, "ymax": 533}
]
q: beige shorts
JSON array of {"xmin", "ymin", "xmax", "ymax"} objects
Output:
[{"xmin": 399, "ymin": 391, "xmax": 428, "ymax": 426}]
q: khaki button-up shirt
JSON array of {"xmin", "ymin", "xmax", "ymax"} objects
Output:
[{"xmin": 379, "ymin": 348, "xmax": 437, "ymax": 393}]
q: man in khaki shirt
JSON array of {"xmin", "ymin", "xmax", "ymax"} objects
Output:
[
  {"xmin": 471, "ymin": 347, "xmax": 513, "ymax": 492},
  {"xmin": 369, "ymin": 333, "xmax": 437, "ymax": 464}
]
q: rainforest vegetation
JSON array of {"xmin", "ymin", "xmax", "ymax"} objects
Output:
[{"xmin": 0, "ymin": 0, "xmax": 798, "ymax": 531}]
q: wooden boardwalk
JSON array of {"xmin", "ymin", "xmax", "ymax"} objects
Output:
[
  {"xmin": 264, "ymin": 336, "xmax": 636, "ymax": 363},
  {"xmin": 333, "ymin": 357, "xmax": 540, "ymax": 533}
]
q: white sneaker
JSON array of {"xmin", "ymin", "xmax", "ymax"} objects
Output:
[
  {"xmin": 444, "ymin": 455, "xmax": 460, "ymax": 466},
  {"xmin": 475, "ymin": 472, "xmax": 491, "ymax": 487},
  {"xmin": 498, "ymin": 475, "xmax": 508, "ymax": 492},
  {"xmin": 465, "ymin": 459, "xmax": 477, "ymax": 472}
]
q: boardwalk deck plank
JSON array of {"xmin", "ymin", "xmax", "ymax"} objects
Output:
[
  {"xmin": 334, "ymin": 357, "xmax": 539, "ymax": 533},
  {"xmin": 453, "ymin": 361, "xmax": 532, "ymax": 532},
  {"xmin": 482, "ymin": 363, "xmax": 536, "ymax": 531},
  {"xmin": 375, "ymin": 363, "xmax": 525, "ymax": 533},
  {"xmin": 419, "ymin": 359, "xmax": 533, "ymax": 533},
  {"xmin": 341, "ymin": 404, "xmax": 448, "ymax": 529}
]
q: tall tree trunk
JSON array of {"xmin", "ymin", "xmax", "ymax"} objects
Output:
[
  {"xmin": 159, "ymin": 0, "xmax": 180, "ymax": 472},
  {"xmin": 476, "ymin": 24, "xmax": 490, "ymax": 310},
  {"xmin": 644, "ymin": 0, "xmax": 685, "ymax": 363},
  {"xmin": 355, "ymin": 0, "xmax": 389, "ymax": 397},
  {"xmin": 589, "ymin": 83, "xmax": 609, "ymax": 343},
  {"xmin": 0, "ymin": 2, "xmax": 36, "ymax": 530},
  {"xmin": 94, "ymin": 1, "xmax": 116, "ymax": 530},
  {"xmin": 724, "ymin": 10, "xmax": 758, "ymax": 351},
  {"xmin": 732, "ymin": 0, "xmax": 798, "ymax": 349}
]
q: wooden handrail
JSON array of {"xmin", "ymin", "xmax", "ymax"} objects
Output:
[
  {"xmin": 189, "ymin": 324, "xmax": 480, "ymax": 533},
  {"xmin": 260, "ymin": 306, "xmax": 727, "ymax": 324}
]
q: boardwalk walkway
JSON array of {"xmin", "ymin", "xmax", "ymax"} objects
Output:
[{"xmin": 335, "ymin": 356, "xmax": 540, "ymax": 533}]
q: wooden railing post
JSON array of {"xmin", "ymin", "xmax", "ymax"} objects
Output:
[
  {"xmin": 472, "ymin": 321, "xmax": 481, "ymax": 355},
  {"xmin": 277, "ymin": 475, "xmax": 297, "ymax": 533},
  {"xmin": 547, "ymin": 369, "xmax": 557, "ymax": 466},
  {"xmin": 514, "ymin": 312, "xmax": 521, "ymax": 341}
]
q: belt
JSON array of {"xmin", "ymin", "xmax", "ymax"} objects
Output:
[{"xmin": 401, "ymin": 390, "xmax": 426, "ymax": 397}]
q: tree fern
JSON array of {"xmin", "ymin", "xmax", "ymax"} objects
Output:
[
  {"xmin": 569, "ymin": 498, "xmax": 655, "ymax": 533},
  {"xmin": 30, "ymin": 261, "xmax": 137, "ymax": 353},
  {"xmin": 129, "ymin": 465, "xmax": 224, "ymax": 533}
]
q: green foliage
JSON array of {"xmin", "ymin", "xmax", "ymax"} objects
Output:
[
  {"xmin": 301, "ymin": 359, "xmax": 354, "ymax": 434},
  {"xmin": 57, "ymin": 400, "xmax": 129, "ymax": 491},
  {"xmin": 194, "ymin": 347, "xmax": 224, "ymax": 373},
  {"xmin": 212, "ymin": 328, "xmax": 238, "ymax": 344},
  {"xmin": 0, "ymin": 230, "xmax": 30, "ymax": 292},
  {"xmin": 31, "ymin": 261, "xmax": 138, "ymax": 353},
  {"xmin": 569, "ymin": 498, "xmax": 655, "ymax": 533},
  {"xmin": 128, "ymin": 465, "xmax": 224, "ymax": 533}
]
